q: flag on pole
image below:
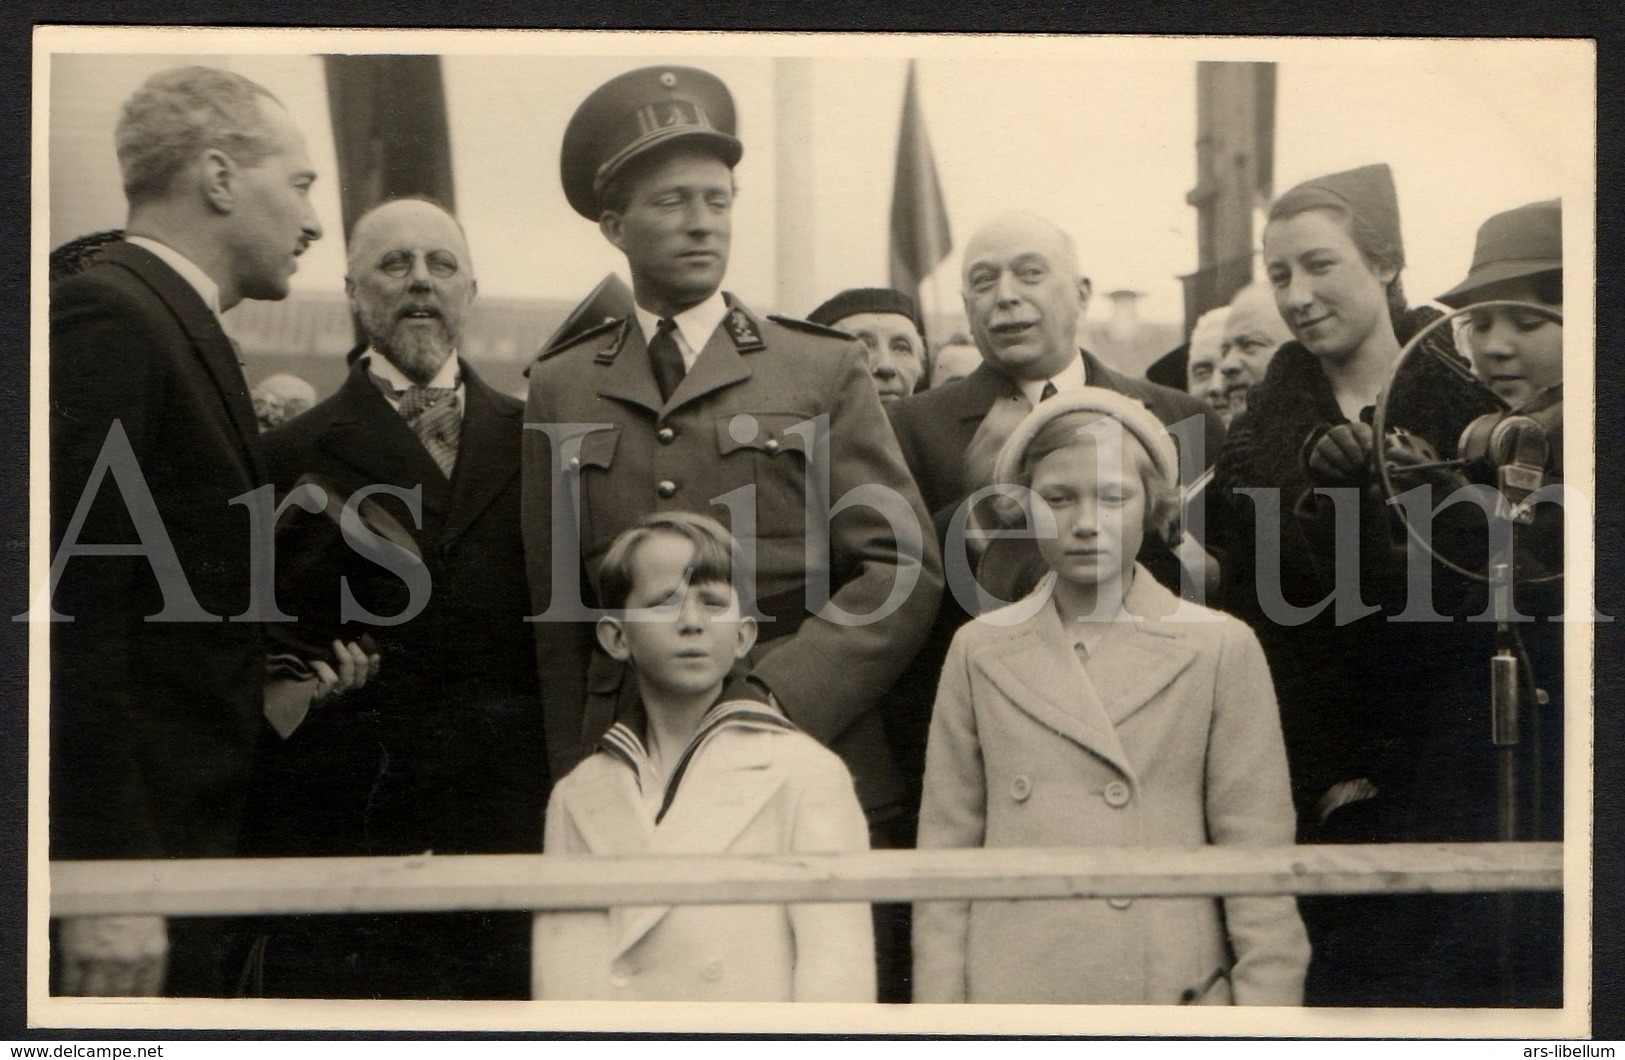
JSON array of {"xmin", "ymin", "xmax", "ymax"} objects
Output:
[{"xmin": 888, "ymin": 61, "xmax": 952, "ymax": 308}]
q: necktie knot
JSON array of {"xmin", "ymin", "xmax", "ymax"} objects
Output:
[{"xmin": 648, "ymin": 318, "xmax": 686, "ymax": 402}]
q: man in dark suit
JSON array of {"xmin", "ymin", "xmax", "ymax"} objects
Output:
[
  {"xmin": 238, "ymin": 198, "xmax": 548, "ymax": 999},
  {"xmin": 885, "ymin": 212, "xmax": 1225, "ymax": 841},
  {"xmin": 47, "ymin": 65, "xmax": 336, "ymax": 997},
  {"xmin": 524, "ymin": 65, "xmax": 942, "ymax": 841}
]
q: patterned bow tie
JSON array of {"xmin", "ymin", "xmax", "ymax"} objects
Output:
[{"xmin": 388, "ymin": 382, "xmax": 461, "ymax": 478}]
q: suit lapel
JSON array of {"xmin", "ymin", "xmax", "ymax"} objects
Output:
[
  {"xmin": 613, "ymin": 737, "xmax": 785, "ymax": 957},
  {"xmin": 954, "ymin": 362, "xmax": 1022, "ymax": 425},
  {"xmin": 979, "ymin": 597, "xmax": 1137, "ymax": 781},
  {"xmin": 443, "ymin": 362, "xmax": 520, "ymax": 547},
  {"xmin": 105, "ymin": 242, "xmax": 263, "ymax": 480},
  {"xmin": 314, "ymin": 363, "xmax": 455, "ymax": 521}
]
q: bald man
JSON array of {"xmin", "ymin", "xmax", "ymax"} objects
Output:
[
  {"xmin": 238, "ymin": 198, "xmax": 547, "ymax": 999},
  {"xmin": 1186, "ymin": 306, "xmax": 1231, "ymax": 422},
  {"xmin": 1218, "ymin": 281, "xmax": 1293, "ymax": 423}
]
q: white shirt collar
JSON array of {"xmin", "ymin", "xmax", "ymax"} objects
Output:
[
  {"xmin": 363, "ymin": 349, "xmax": 462, "ymax": 407},
  {"xmin": 1018, "ymin": 349, "xmax": 1090, "ymax": 407},
  {"xmin": 125, "ymin": 236, "xmax": 222, "ymax": 319},
  {"xmin": 634, "ymin": 291, "xmax": 730, "ymax": 371}
]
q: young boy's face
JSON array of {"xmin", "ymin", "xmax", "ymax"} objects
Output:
[
  {"xmin": 1029, "ymin": 423, "xmax": 1146, "ymax": 591},
  {"xmin": 1463, "ymin": 280, "xmax": 1563, "ymax": 408},
  {"xmin": 599, "ymin": 532, "xmax": 756, "ymax": 700}
]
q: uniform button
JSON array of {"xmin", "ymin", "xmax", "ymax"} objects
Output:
[
  {"xmin": 568, "ymin": 456, "xmax": 581, "ymax": 470},
  {"xmin": 657, "ymin": 479, "xmax": 678, "ymax": 499},
  {"xmin": 1103, "ymin": 780, "xmax": 1131, "ymax": 808},
  {"xmin": 702, "ymin": 959, "xmax": 723, "ymax": 982},
  {"xmin": 764, "ymin": 437, "xmax": 781, "ymax": 453},
  {"xmin": 657, "ymin": 426, "xmax": 676, "ymax": 444},
  {"xmin": 1107, "ymin": 896, "xmax": 1134, "ymax": 910},
  {"xmin": 1010, "ymin": 775, "xmax": 1032, "ymax": 802}
]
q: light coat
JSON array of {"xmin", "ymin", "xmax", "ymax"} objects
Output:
[
  {"xmin": 913, "ymin": 568, "xmax": 1309, "ymax": 1005},
  {"xmin": 536, "ymin": 726, "xmax": 875, "ymax": 1002}
]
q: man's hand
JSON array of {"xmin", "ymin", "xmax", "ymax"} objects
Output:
[
  {"xmin": 264, "ymin": 640, "xmax": 381, "ymax": 738},
  {"xmin": 57, "ymin": 914, "xmax": 167, "ymax": 996},
  {"xmin": 963, "ymin": 394, "xmax": 1034, "ymax": 498}
]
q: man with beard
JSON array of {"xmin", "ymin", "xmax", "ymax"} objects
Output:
[{"xmin": 236, "ymin": 198, "xmax": 547, "ymax": 999}]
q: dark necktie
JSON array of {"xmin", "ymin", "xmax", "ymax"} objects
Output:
[
  {"xmin": 649, "ymin": 317, "xmax": 685, "ymax": 402},
  {"xmin": 1039, "ymin": 380, "xmax": 1059, "ymax": 402},
  {"xmin": 394, "ymin": 384, "xmax": 461, "ymax": 478}
]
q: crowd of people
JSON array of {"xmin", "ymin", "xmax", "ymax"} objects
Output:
[{"xmin": 48, "ymin": 62, "xmax": 1566, "ymax": 1008}]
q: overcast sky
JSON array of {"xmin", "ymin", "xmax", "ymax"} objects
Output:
[{"xmin": 44, "ymin": 34, "xmax": 1590, "ymax": 331}]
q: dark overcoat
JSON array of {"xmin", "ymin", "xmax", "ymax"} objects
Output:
[
  {"xmin": 239, "ymin": 357, "xmax": 547, "ymax": 999},
  {"xmin": 49, "ymin": 240, "xmax": 266, "ymax": 995}
]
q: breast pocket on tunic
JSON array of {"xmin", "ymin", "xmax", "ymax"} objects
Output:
[
  {"xmin": 713, "ymin": 411, "xmax": 814, "ymax": 539},
  {"xmin": 571, "ymin": 426, "xmax": 623, "ymax": 559}
]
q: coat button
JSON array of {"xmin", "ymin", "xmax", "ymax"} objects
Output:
[
  {"xmin": 702, "ymin": 959, "xmax": 723, "ymax": 981},
  {"xmin": 657, "ymin": 426, "xmax": 676, "ymax": 444},
  {"xmin": 1107, "ymin": 896, "xmax": 1134, "ymax": 910},
  {"xmin": 568, "ymin": 456, "xmax": 581, "ymax": 470},
  {"xmin": 1010, "ymin": 775, "xmax": 1032, "ymax": 802},
  {"xmin": 657, "ymin": 479, "xmax": 678, "ymax": 499},
  {"xmin": 1103, "ymin": 780, "xmax": 1131, "ymax": 808},
  {"xmin": 764, "ymin": 437, "xmax": 781, "ymax": 453}
]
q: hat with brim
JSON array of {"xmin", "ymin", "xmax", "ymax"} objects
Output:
[
  {"xmin": 561, "ymin": 65, "xmax": 742, "ymax": 220},
  {"xmin": 975, "ymin": 388, "xmax": 1179, "ymax": 602},
  {"xmin": 1437, "ymin": 199, "xmax": 1562, "ymax": 309}
]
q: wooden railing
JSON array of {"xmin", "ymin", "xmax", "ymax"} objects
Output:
[{"xmin": 52, "ymin": 842, "xmax": 1562, "ymax": 919}]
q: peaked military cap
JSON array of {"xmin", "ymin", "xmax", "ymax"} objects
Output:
[{"xmin": 561, "ymin": 65, "xmax": 743, "ymax": 220}]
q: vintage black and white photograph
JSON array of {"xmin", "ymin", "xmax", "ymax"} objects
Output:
[{"xmin": 28, "ymin": 26, "xmax": 1594, "ymax": 1037}]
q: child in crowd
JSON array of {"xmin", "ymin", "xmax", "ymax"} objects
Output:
[
  {"xmin": 534, "ymin": 512, "xmax": 875, "ymax": 1002},
  {"xmin": 913, "ymin": 388, "xmax": 1309, "ymax": 1005},
  {"xmin": 1439, "ymin": 199, "xmax": 1563, "ymax": 412}
]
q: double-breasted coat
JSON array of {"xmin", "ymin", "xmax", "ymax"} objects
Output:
[
  {"xmin": 535, "ymin": 723, "xmax": 874, "ymax": 1001},
  {"xmin": 521, "ymin": 296, "xmax": 943, "ymax": 821},
  {"xmin": 913, "ymin": 569, "xmax": 1309, "ymax": 1005},
  {"xmin": 882, "ymin": 353, "xmax": 1225, "ymax": 816}
]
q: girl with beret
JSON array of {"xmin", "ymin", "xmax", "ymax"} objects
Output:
[{"xmin": 913, "ymin": 388, "xmax": 1308, "ymax": 1005}]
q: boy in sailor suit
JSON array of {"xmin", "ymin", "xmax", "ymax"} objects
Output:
[{"xmin": 535, "ymin": 513, "xmax": 874, "ymax": 1002}]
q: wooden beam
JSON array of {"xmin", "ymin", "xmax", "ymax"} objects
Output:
[{"xmin": 50, "ymin": 843, "xmax": 1561, "ymax": 919}]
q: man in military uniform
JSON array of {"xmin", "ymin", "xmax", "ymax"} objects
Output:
[{"xmin": 522, "ymin": 66, "xmax": 943, "ymax": 844}]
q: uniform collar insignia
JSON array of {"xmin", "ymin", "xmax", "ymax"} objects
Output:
[
  {"xmin": 593, "ymin": 319, "xmax": 633, "ymax": 365},
  {"xmin": 724, "ymin": 306, "xmax": 765, "ymax": 353}
]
